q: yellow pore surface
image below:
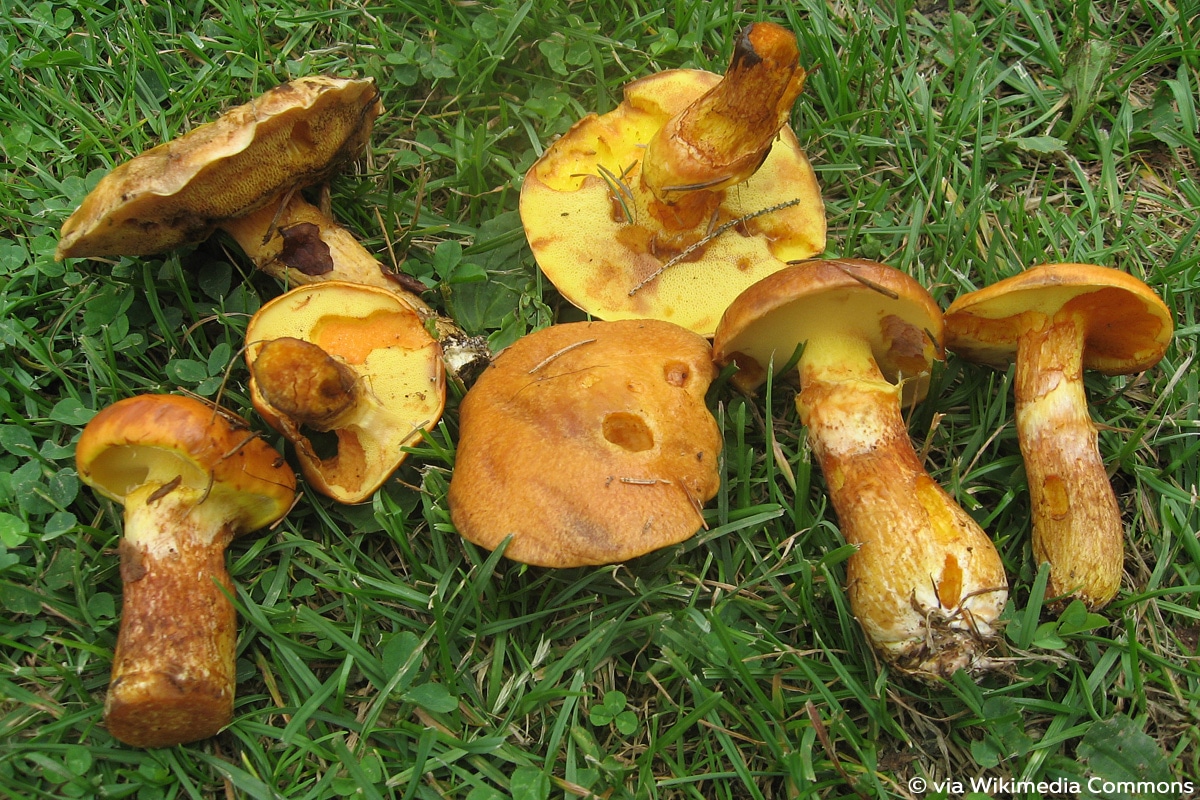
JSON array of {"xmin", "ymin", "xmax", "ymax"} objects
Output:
[{"xmin": 520, "ymin": 70, "xmax": 825, "ymax": 336}]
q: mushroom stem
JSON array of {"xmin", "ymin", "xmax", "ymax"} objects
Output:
[
  {"xmin": 251, "ymin": 337, "xmax": 361, "ymax": 430},
  {"xmin": 1014, "ymin": 311, "xmax": 1122, "ymax": 608},
  {"xmin": 106, "ymin": 483, "xmax": 240, "ymax": 748},
  {"xmin": 226, "ymin": 194, "xmax": 492, "ymax": 384},
  {"xmin": 640, "ymin": 22, "xmax": 807, "ymax": 204},
  {"xmin": 220, "ymin": 192, "xmax": 430, "ymax": 300},
  {"xmin": 251, "ymin": 336, "xmax": 416, "ymax": 437},
  {"xmin": 796, "ymin": 334, "xmax": 1007, "ymax": 678}
]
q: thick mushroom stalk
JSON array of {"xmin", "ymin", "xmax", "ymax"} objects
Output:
[
  {"xmin": 1015, "ymin": 310, "xmax": 1123, "ymax": 607},
  {"xmin": 945, "ymin": 264, "xmax": 1173, "ymax": 609},
  {"xmin": 714, "ymin": 260, "xmax": 1008, "ymax": 679},
  {"xmin": 251, "ymin": 336, "xmax": 416, "ymax": 446},
  {"xmin": 219, "ymin": 190, "xmax": 431, "ymax": 297},
  {"xmin": 796, "ymin": 334, "xmax": 1006, "ymax": 676},
  {"xmin": 641, "ymin": 21, "xmax": 807, "ymax": 205},
  {"xmin": 76, "ymin": 395, "xmax": 296, "ymax": 747},
  {"xmin": 108, "ymin": 483, "xmax": 241, "ymax": 747},
  {"xmin": 251, "ymin": 337, "xmax": 361, "ymax": 428}
]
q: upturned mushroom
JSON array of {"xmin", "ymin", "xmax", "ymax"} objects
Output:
[
  {"xmin": 76, "ymin": 394, "xmax": 296, "ymax": 748},
  {"xmin": 245, "ymin": 281, "xmax": 446, "ymax": 504},
  {"xmin": 519, "ymin": 21, "xmax": 825, "ymax": 336},
  {"xmin": 55, "ymin": 75, "xmax": 414, "ymax": 293},
  {"xmin": 448, "ymin": 319, "xmax": 722, "ymax": 567},
  {"xmin": 944, "ymin": 263, "xmax": 1173, "ymax": 609},
  {"xmin": 713, "ymin": 259, "xmax": 1008, "ymax": 679}
]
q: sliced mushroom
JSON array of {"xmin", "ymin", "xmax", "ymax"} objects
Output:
[
  {"xmin": 448, "ymin": 319, "xmax": 722, "ymax": 567},
  {"xmin": 944, "ymin": 263, "xmax": 1173, "ymax": 609},
  {"xmin": 244, "ymin": 281, "xmax": 446, "ymax": 504},
  {"xmin": 713, "ymin": 259, "xmax": 1008, "ymax": 679},
  {"xmin": 519, "ymin": 22, "xmax": 825, "ymax": 336},
  {"xmin": 76, "ymin": 395, "xmax": 296, "ymax": 748}
]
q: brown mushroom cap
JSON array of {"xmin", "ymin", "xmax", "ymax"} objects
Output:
[
  {"xmin": 56, "ymin": 76, "xmax": 382, "ymax": 260},
  {"xmin": 245, "ymin": 281, "xmax": 446, "ymax": 504},
  {"xmin": 713, "ymin": 258, "xmax": 945, "ymax": 404},
  {"xmin": 76, "ymin": 394, "xmax": 296, "ymax": 534},
  {"xmin": 448, "ymin": 319, "xmax": 722, "ymax": 567},
  {"xmin": 519, "ymin": 31, "xmax": 824, "ymax": 336},
  {"xmin": 944, "ymin": 263, "xmax": 1173, "ymax": 373}
]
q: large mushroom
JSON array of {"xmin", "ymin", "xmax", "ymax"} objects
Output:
[
  {"xmin": 448, "ymin": 319, "xmax": 722, "ymax": 567},
  {"xmin": 944, "ymin": 263, "xmax": 1173, "ymax": 609},
  {"xmin": 76, "ymin": 394, "xmax": 296, "ymax": 747},
  {"xmin": 55, "ymin": 75, "xmax": 414, "ymax": 294},
  {"xmin": 519, "ymin": 22, "xmax": 825, "ymax": 336},
  {"xmin": 244, "ymin": 281, "xmax": 446, "ymax": 504},
  {"xmin": 713, "ymin": 259, "xmax": 1008, "ymax": 679}
]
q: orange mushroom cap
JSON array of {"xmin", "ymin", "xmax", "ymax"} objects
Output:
[
  {"xmin": 77, "ymin": 394, "xmax": 297, "ymax": 534},
  {"xmin": 448, "ymin": 319, "xmax": 722, "ymax": 567},
  {"xmin": 713, "ymin": 258, "xmax": 945, "ymax": 405},
  {"xmin": 944, "ymin": 263, "xmax": 1173, "ymax": 373}
]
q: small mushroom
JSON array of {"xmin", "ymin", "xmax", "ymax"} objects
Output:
[
  {"xmin": 713, "ymin": 259, "xmax": 1008, "ymax": 679},
  {"xmin": 448, "ymin": 319, "xmax": 722, "ymax": 567},
  {"xmin": 244, "ymin": 281, "xmax": 446, "ymax": 504},
  {"xmin": 55, "ymin": 76, "xmax": 414, "ymax": 293},
  {"xmin": 519, "ymin": 22, "xmax": 825, "ymax": 336},
  {"xmin": 944, "ymin": 263, "xmax": 1173, "ymax": 609},
  {"xmin": 76, "ymin": 394, "xmax": 296, "ymax": 748}
]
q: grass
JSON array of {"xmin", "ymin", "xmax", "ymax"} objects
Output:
[{"xmin": 1, "ymin": 0, "xmax": 1198, "ymax": 797}]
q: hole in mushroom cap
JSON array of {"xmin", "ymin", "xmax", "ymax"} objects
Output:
[
  {"xmin": 603, "ymin": 412, "xmax": 655, "ymax": 452},
  {"xmin": 301, "ymin": 426, "xmax": 340, "ymax": 462},
  {"xmin": 663, "ymin": 361, "xmax": 691, "ymax": 387},
  {"xmin": 291, "ymin": 119, "xmax": 317, "ymax": 150}
]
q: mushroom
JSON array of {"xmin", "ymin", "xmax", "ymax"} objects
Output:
[
  {"xmin": 55, "ymin": 75, "xmax": 414, "ymax": 293},
  {"xmin": 75, "ymin": 394, "xmax": 296, "ymax": 748},
  {"xmin": 519, "ymin": 21, "xmax": 825, "ymax": 336},
  {"xmin": 448, "ymin": 319, "xmax": 722, "ymax": 567},
  {"xmin": 244, "ymin": 281, "xmax": 446, "ymax": 504},
  {"xmin": 943, "ymin": 263, "xmax": 1173, "ymax": 609},
  {"xmin": 713, "ymin": 259, "xmax": 1008, "ymax": 678}
]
